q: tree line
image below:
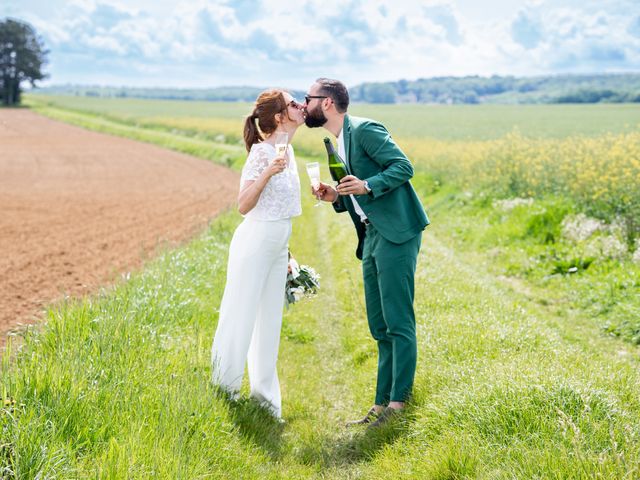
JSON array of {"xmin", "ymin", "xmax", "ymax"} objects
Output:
[
  {"xmin": 0, "ymin": 18, "xmax": 48, "ymax": 106},
  {"xmin": 37, "ymin": 75, "xmax": 640, "ymax": 106},
  {"xmin": 348, "ymin": 75, "xmax": 640, "ymax": 104}
]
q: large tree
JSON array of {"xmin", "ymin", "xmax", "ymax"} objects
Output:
[{"xmin": 0, "ymin": 18, "xmax": 49, "ymax": 106}]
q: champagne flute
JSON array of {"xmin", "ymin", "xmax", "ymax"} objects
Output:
[
  {"xmin": 275, "ymin": 131, "xmax": 289, "ymax": 170},
  {"xmin": 306, "ymin": 162, "xmax": 322, "ymax": 207}
]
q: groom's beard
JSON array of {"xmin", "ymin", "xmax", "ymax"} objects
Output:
[{"xmin": 304, "ymin": 106, "xmax": 327, "ymax": 128}]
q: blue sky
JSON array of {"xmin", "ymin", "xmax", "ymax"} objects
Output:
[{"xmin": 3, "ymin": 0, "xmax": 640, "ymax": 89}]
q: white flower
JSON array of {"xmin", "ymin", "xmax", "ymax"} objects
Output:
[
  {"xmin": 632, "ymin": 240, "xmax": 640, "ymax": 264},
  {"xmin": 284, "ymin": 261, "xmax": 320, "ymax": 307},
  {"xmin": 561, "ymin": 213, "xmax": 605, "ymax": 242},
  {"xmin": 492, "ymin": 197, "xmax": 534, "ymax": 212},
  {"xmin": 585, "ymin": 234, "xmax": 628, "ymax": 260},
  {"xmin": 292, "ymin": 287, "xmax": 305, "ymax": 302},
  {"xmin": 301, "ymin": 265, "xmax": 319, "ymax": 279}
]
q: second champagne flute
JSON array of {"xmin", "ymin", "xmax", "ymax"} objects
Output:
[{"xmin": 305, "ymin": 162, "xmax": 322, "ymax": 207}]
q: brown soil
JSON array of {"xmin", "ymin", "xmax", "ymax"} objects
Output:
[{"xmin": 0, "ymin": 109, "xmax": 240, "ymax": 345}]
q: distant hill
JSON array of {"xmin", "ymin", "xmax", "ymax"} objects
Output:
[{"xmin": 33, "ymin": 74, "xmax": 640, "ymax": 104}]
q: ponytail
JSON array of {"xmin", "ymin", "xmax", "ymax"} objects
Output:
[
  {"xmin": 243, "ymin": 89, "xmax": 288, "ymax": 152},
  {"xmin": 243, "ymin": 113, "xmax": 263, "ymax": 152}
]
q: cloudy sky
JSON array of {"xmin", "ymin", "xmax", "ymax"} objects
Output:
[{"xmin": 3, "ymin": 0, "xmax": 640, "ymax": 89}]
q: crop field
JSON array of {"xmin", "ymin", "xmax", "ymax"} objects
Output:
[{"xmin": 1, "ymin": 95, "xmax": 639, "ymax": 478}]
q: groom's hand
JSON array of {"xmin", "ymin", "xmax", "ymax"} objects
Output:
[
  {"xmin": 337, "ymin": 175, "xmax": 368, "ymax": 195},
  {"xmin": 312, "ymin": 182, "xmax": 338, "ymax": 202}
]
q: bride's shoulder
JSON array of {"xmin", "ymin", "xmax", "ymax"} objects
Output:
[
  {"xmin": 250, "ymin": 142, "xmax": 273, "ymax": 156},
  {"xmin": 250, "ymin": 142, "xmax": 272, "ymax": 151}
]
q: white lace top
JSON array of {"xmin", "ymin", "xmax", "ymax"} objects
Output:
[{"xmin": 240, "ymin": 142, "xmax": 302, "ymax": 221}]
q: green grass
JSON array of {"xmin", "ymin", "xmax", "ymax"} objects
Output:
[
  {"xmin": 3, "ymin": 182, "xmax": 640, "ymax": 478},
  {"xmin": 26, "ymin": 94, "xmax": 253, "ymax": 120},
  {"xmin": 3, "ymin": 98, "xmax": 640, "ymax": 478},
  {"xmin": 426, "ymin": 188, "xmax": 640, "ymax": 345},
  {"xmin": 350, "ymin": 102, "xmax": 640, "ymax": 140}
]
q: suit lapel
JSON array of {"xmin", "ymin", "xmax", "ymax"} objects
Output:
[{"xmin": 343, "ymin": 115, "xmax": 352, "ymax": 173}]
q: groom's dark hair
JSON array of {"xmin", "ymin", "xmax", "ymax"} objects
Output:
[{"xmin": 316, "ymin": 78, "xmax": 349, "ymax": 113}]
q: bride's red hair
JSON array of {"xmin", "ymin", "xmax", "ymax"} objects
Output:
[{"xmin": 243, "ymin": 89, "xmax": 290, "ymax": 152}]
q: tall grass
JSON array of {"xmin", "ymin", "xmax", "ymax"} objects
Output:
[{"xmin": 3, "ymin": 184, "xmax": 640, "ymax": 478}]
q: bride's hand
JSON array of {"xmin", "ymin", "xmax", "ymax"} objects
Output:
[{"xmin": 265, "ymin": 155, "xmax": 287, "ymax": 177}]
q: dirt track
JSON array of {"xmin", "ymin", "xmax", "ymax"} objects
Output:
[{"xmin": 0, "ymin": 109, "xmax": 240, "ymax": 344}]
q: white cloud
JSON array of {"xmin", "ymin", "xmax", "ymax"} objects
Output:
[
  {"xmin": 3, "ymin": 0, "xmax": 639, "ymax": 87},
  {"xmin": 500, "ymin": 4, "xmax": 640, "ymax": 74},
  {"xmin": 423, "ymin": 4, "xmax": 463, "ymax": 45},
  {"xmin": 511, "ymin": 10, "xmax": 542, "ymax": 49}
]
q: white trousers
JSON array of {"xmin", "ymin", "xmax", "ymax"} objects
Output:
[{"xmin": 211, "ymin": 217, "xmax": 291, "ymax": 418}]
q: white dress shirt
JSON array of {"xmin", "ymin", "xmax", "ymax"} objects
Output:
[{"xmin": 337, "ymin": 129, "xmax": 368, "ymax": 223}]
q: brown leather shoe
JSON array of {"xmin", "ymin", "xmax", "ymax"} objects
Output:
[
  {"xmin": 367, "ymin": 407, "xmax": 402, "ymax": 429},
  {"xmin": 345, "ymin": 407, "xmax": 381, "ymax": 427}
]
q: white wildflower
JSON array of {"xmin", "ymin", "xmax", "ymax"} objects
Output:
[
  {"xmin": 607, "ymin": 217, "xmax": 628, "ymax": 239},
  {"xmin": 633, "ymin": 240, "xmax": 640, "ymax": 264},
  {"xmin": 585, "ymin": 234, "xmax": 628, "ymax": 260},
  {"xmin": 492, "ymin": 197, "xmax": 534, "ymax": 212},
  {"xmin": 561, "ymin": 213, "xmax": 605, "ymax": 243}
]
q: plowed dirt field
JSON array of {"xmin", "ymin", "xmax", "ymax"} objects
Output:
[{"xmin": 0, "ymin": 109, "xmax": 240, "ymax": 344}]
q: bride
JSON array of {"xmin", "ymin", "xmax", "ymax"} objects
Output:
[{"xmin": 211, "ymin": 89, "xmax": 305, "ymax": 419}]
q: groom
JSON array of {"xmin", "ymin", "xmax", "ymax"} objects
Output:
[{"xmin": 303, "ymin": 78, "xmax": 429, "ymax": 427}]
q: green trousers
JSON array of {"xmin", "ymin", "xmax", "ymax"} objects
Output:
[{"xmin": 362, "ymin": 223, "xmax": 422, "ymax": 405}]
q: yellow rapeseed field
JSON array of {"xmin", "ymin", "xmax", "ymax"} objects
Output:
[
  {"xmin": 402, "ymin": 132, "xmax": 640, "ymax": 229},
  {"xmin": 145, "ymin": 115, "xmax": 640, "ymax": 235},
  {"xmin": 147, "ymin": 116, "xmax": 640, "ymax": 218}
]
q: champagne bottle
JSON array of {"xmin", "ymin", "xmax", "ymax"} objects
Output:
[{"xmin": 323, "ymin": 137, "xmax": 348, "ymax": 182}]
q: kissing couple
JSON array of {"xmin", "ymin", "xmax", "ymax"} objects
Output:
[{"xmin": 211, "ymin": 78, "xmax": 429, "ymax": 428}]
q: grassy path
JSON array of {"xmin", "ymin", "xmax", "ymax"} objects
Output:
[
  {"xmin": 2, "ymin": 105, "xmax": 639, "ymax": 478},
  {"xmin": 240, "ymin": 206, "xmax": 640, "ymax": 478},
  {"xmin": 378, "ymin": 228, "xmax": 640, "ymax": 478}
]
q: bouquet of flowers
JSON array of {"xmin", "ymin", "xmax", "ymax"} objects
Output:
[{"xmin": 285, "ymin": 256, "xmax": 320, "ymax": 307}]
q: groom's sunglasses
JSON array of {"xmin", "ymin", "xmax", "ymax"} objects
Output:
[{"xmin": 304, "ymin": 95, "xmax": 328, "ymax": 104}]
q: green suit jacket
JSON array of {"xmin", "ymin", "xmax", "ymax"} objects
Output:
[{"xmin": 334, "ymin": 114, "xmax": 430, "ymax": 259}]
